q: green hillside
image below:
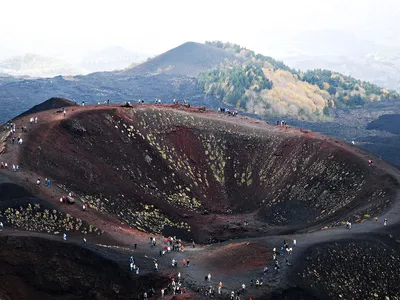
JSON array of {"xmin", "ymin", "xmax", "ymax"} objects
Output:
[{"xmin": 198, "ymin": 41, "xmax": 399, "ymax": 120}]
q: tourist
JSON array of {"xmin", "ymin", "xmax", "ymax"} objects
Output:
[
  {"xmin": 83, "ymin": 238, "xmax": 87, "ymax": 246},
  {"xmin": 63, "ymin": 233, "xmax": 67, "ymax": 241},
  {"xmin": 384, "ymin": 218, "xmax": 387, "ymax": 226},
  {"xmin": 263, "ymin": 266, "xmax": 268, "ymax": 275},
  {"xmin": 207, "ymin": 273, "xmax": 211, "ymax": 282},
  {"xmin": 130, "ymin": 262, "xmax": 134, "ymax": 271}
]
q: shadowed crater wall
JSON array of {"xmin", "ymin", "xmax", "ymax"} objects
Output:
[{"xmin": 0, "ymin": 236, "xmax": 167, "ymax": 300}]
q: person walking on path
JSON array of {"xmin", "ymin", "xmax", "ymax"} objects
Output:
[
  {"xmin": 63, "ymin": 233, "xmax": 67, "ymax": 241},
  {"xmin": 384, "ymin": 218, "xmax": 387, "ymax": 226}
]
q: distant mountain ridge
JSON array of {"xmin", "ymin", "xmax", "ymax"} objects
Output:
[
  {"xmin": 80, "ymin": 46, "xmax": 149, "ymax": 72},
  {"xmin": 125, "ymin": 42, "xmax": 239, "ymax": 77},
  {"xmin": 0, "ymin": 54, "xmax": 86, "ymax": 78}
]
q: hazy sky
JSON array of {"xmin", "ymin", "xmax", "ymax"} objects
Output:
[{"xmin": 1, "ymin": 0, "xmax": 399, "ymax": 61}]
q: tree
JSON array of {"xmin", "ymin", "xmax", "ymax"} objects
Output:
[{"xmin": 328, "ymin": 86, "xmax": 337, "ymax": 95}]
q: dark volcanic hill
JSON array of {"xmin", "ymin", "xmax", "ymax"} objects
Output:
[
  {"xmin": 16, "ymin": 97, "xmax": 77, "ymax": 119},
  {"xmin": 124, "ymin": 41, "xmax": 238, "ymax": 76},
  {"xmin": 366, "ymin": 114, "xmax": 400, "ymax": 135}
]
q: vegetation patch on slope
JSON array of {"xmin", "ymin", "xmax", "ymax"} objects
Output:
[
  {"xmin": 198, "ymin": 41, "xmax": 399, "ymax": 120},
  {"xmin": 0, "ymin": 183, "xmax": 101, "ymax": 235}
]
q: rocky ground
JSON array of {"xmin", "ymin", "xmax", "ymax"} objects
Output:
[
  {"xmin": 293, "ymin": 234, "xmax": 400, "ymax": 300},
  {"xmin": 0, "ymin": 102, "xmax": 400, "ymax": 299}
]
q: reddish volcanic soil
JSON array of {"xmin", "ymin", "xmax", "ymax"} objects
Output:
[
  {"xmin": 201, "ymin": 242, "xmax": 271, "ymax": 275},
  {"xmin": 0, "ymin": 102, "xmax": 400, "ymax": 300}
]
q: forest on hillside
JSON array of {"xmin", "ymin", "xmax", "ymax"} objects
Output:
[{"xmin": 198, "ymin": 41, "xmax": 399, "ymax": 120}]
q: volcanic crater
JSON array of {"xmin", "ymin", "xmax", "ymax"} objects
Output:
[{"xmin": 20, "ymin": 105, "xmax": 398, "ymax": 241}]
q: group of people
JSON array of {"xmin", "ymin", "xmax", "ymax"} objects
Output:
[
  {"xmin": 6, "ymin": 121, "xmax": 24, "ymax": 145},
  {"xmin": 29, "ymin": 117, "xmax": 38, "ymax": 124},
  {"xmin": 0, "ymin": 162, "xmax": 19, "ymax": 171},
  {"xmin": 218, "ymin": 107, "xmax": 238, "ymax": 116},
  {"xmin": 277, "ymin": 120, "xmax": 287, "ymax": 127},
  {"xmin": 129, "ymin": 256, "xmax": 141, "ymax": 274},
  {"xmin": 136, "ymin": 98, "xmax": 189, "ymax": 105},
  {"xmin": 11, "ymin": 136, "xmax": 24, "ymax": 145},
  {"xmin": 96, "ymin": 99, "xmax": 110, "ymax": 106},
  {"xmin": 1, "ymin": 116, "xmax": 38, "ymax": 175}
]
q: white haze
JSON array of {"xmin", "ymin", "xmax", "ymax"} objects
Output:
[{"xmin": 1, "ymin": 0, "xmax": 400, "ymax": 83}]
